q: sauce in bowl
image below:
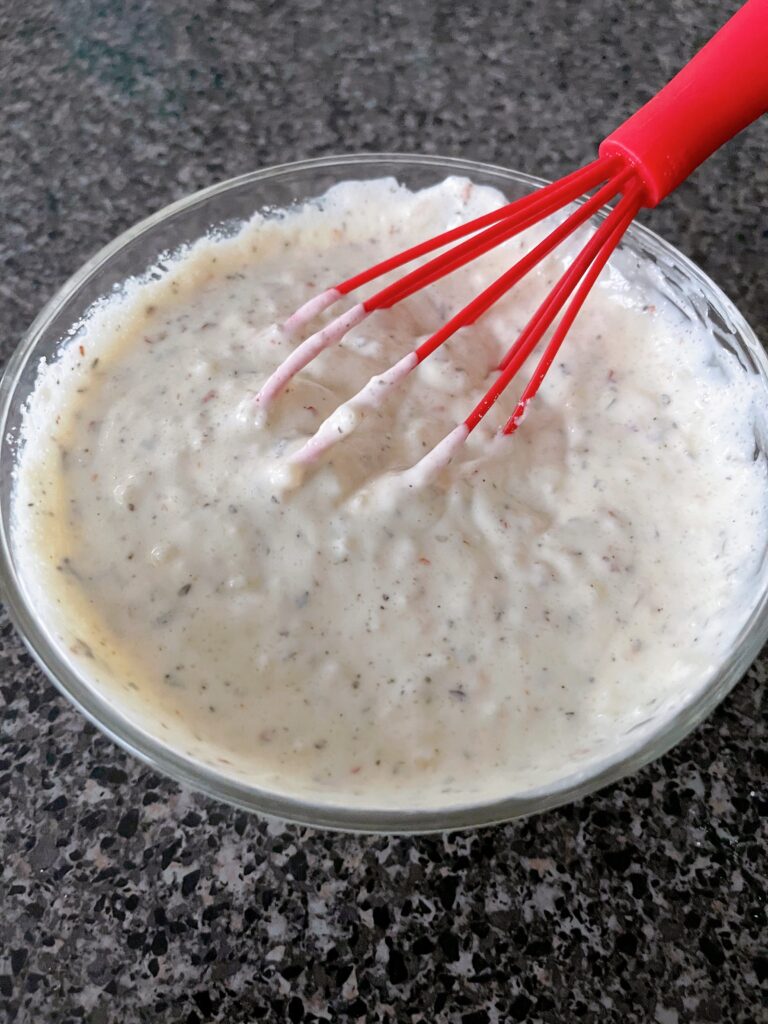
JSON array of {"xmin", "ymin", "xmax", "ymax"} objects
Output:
[{"xmin": 13, "ymin": 177, "xmax": 768, "ymax": 809}]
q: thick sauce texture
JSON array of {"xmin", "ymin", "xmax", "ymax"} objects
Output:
[{"xmin": 14, "ymin": 178, "xmax": 768, "ymax": 808}]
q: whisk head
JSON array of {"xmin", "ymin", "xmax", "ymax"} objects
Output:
[{"xmin": 256, "ymin": 154, "xmax": 645, "ymax": 483}]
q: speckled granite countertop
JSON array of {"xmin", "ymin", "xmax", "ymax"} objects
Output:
[{"xmin": 1, "ymin": 1, "xmax": 766, "ymax": 1021}]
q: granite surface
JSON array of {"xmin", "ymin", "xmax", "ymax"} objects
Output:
[{"xmin": 1, "ymin": 1, "xmax": 767, "ymax": 1021}]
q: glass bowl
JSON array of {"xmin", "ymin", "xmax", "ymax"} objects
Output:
[{"xmin": 2, "ymin": 154, "xmax": 767, "ymax": 834}]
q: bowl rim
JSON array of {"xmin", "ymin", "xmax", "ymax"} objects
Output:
[{"xmin": 2, "ymin": 151, "xmax": 767, "ymax": 834}]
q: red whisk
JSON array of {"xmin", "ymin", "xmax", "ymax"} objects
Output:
[{"xmin": 259, "ymin": 0, "xmax": 768, "ymax": 482}]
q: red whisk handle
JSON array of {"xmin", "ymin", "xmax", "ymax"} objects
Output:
[{"xmin": 599, "ymin": 0, "xmax": 768, "ymax": 207}]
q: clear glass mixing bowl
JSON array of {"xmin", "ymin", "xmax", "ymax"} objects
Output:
[{"xmin": 2, "ymin": 154, "xmax": 767, "ymax": 833}]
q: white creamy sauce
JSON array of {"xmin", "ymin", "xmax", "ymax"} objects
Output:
[{"xmin": 13, "ymin": 178, "xmax": 768, "ymax": 809}]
